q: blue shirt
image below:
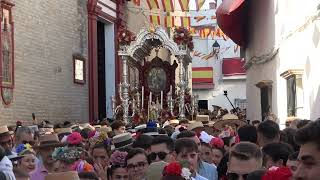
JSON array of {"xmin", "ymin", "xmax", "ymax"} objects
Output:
[
  {"xmin": 192, "ymin": 173, "xmax": 208, "ymax": 180},
  {"xmin": 198, "ymin": 161, "xmax": 218, "ymax": 180}
]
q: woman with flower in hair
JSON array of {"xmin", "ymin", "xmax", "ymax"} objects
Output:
[
  {"xmin": 52, "ymin": 146, "xmax": 93, "ymax": 173},
  {"xmin": 14, "ymin": 144, "xmax": 36, "ymax": 180},
  {"xmin": 108, "ymin": 150, "xmax": 129, "ymax": 180},
  {"xmin": 162, "ymin": 161, "xmax": 193, "ymax": 180}
]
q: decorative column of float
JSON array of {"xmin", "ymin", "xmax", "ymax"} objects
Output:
[
  {"xmin": 119, "ymin": 54, "xmax": 130, "ymax": 123},
  {"xmin": 177, "ymin": 56, "xmax": 186, "ymax": 119}
]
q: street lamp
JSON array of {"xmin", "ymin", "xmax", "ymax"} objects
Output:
[{"xmin": 212, "ymin": 40, "xmax": 220, "ymax": 54}]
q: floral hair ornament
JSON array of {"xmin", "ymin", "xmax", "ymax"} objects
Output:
[
  {"xmin": 163, "ymin": 161, "xmax": 192, "ymax": 180},
  {"xmin": 262, "ymin": 166, "xmax": 293, "ymax": 180},
  {"xmin": 88, "ymin": 130, "xmax": 111, "ymax": 147},
  {"xmin": 52, "ymin": 146, "xmax": 83, "ymax": 164},
  {"xmin": 209, "ymin": 137, "xmax": 224, "ymax": 149},
  {"xmin": 67, "ymin": 132, "xmax": 83, "ymax": 145},
  {"xmin": 15, "ymin": 143, "xmax": 35, "ymax": 156},
  {"xmin": 71, "ymin": 159, "xmax": 94, "ymax": 172},
  {"xmin": 110, "ymin": 150, "xmax": 128, "ymax": 166}
]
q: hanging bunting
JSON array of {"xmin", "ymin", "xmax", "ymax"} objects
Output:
[
  {"xmin": 193, "ymin": 51, "xmax": 202, "ymax": 57},
  {"xmin": 178, "ymin": 0, "xmax": 190, "ymax": 11},
  {"xmin": 234, "ymin": 45, "xmax": 240, "ymax": 53},
  {"xmin": 147, "ymin": 0, "xmax": 160, "ymax": 9},
  {"xmin": 164, "ymin": 16, "xmax": 175, "ymax": 27},
  {"xmin": 215, "ymin": 28, "xmax": 222, "ymax": 37},
  {"xmin": 201, "ymin": 52, "xmax": 214, "ymax": 60},
  {"xmin": 180, "ymin": 17, "xmax": 190, "ymax": 27},
  {"xmin": 211, "ymin": 16, "xmax": 216, "ymax": 19},
  {"xmin": 150, "ymin": 15, "xmax": 161, "ymax": 25},
  {"xmin": 211, "ymin": 30, "xmax": 216, "ymax": 38},
  {"xmin": 133, "ymin": 0, "xmax": 141, "ymax": 6},
  {"xmin": 161, "ymin": 0, "xmax": 174, "ymax": 12},
  {"xmin": 194, "ymin": 16, "xmax": 206, "ymax": 22},
  {"xmin": 203, "ymin": 28, "xmax": 211, "ymax": 38},
  {"xmin": 189, "ymin": 27, "xmax": 196, "ymax": 35},
  {"xmin": 195, "ymin": 0, "xmax": 206, "ymax": 11}
]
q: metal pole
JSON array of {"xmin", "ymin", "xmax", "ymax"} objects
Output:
[{"xmin": 121, "ymin": 56, "xmax": 130, "ymax": 123}]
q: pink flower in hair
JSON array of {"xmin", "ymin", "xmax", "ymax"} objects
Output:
[
  {"xmin": 110, "ymin": 150, "xmax": 128, "ymax": 166},
  {"xmin": 67, "ymin": 132, "xmax": 83, "ymax": 145}
]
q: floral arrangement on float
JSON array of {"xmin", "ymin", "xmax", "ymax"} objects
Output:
[
  {"xmin": 117, "ymin": 26, "xmax": 136, "ymax": 47},
  {"xmin": 173, "ymin": 27, "xmax": 194, "ymax": 51}
]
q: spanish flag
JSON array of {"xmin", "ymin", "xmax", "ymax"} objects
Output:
[
  {"xmin": 178, "ymin": 0, "xmax": 190, "ymax": 11},
  {"xmin": 150, "ymin": 15, "xmax": 161, "ymax": 25},
  {"xmin": 164, "ymin": 16, "xmax": 174, "ymax": 27},
  {"xmin": 161, "ymin": 0, "xmax": 174, "ymax": 12},
  {"xmin": 192, "ymin": 67, "xmax": 214, "ymax": 83},
  {"xmin": 147, "ymin": 0, "xmax": 160, "ymax": 9}
]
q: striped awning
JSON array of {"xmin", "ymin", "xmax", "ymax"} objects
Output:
[{"xmin": 192, "ymin": 67, "xmax": 214, "ymax": 89}]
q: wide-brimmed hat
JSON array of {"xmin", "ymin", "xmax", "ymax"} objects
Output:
[
  {"xmin": 187, "ymin": 121, "xmax": 204, "ymax": 131},
  {"xmin": 146, "ymin": 161, "xmax": 168, "ymax": 180},
  {"xmin": 213, "ymin": 114, "xmax": 247, "ymax": 129},
  {"xmin": 0, "ymin": 125, "xmax": 13, "ymax": 136},
  {"xmin": 34, "ymin": 134, "xmax": 64, "ymax": 149},
  {"xmin": 45, "ymin": 171, "xmax": 80, "ymax": 180},
  {"xmin": 113, "ymin": 133, "xmax": 133, "ymax": 150},
  {"xmin": 196, "ymin": 115, "xmax": 210, "ymax": 123},
  {"xmin": 79, "ymin": 123, "xmax": 95, "ymax": 131},
  {"xmin": 134, "ymin": 124, "xmax": 146, "ymax": 132}
]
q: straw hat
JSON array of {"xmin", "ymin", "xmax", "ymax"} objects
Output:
[
  {"xmin": 134, "ymin": 124, "xmax": 146, "ymax": 132},
  {"xmin": 169, "ymin": 119, "xmax": 179, "ymax": 126},
  {"xmin": 79, "ymin": 123, "xmax": 95, "ymax": 131},
  {"xmin": 196, "ymin": 115, "xmax": 210, "ymax": 123},
  {"xmin": 213, "ymin": 114, "xmax": 247, "ymax": 129},
  {"xmin": 54, "ymin": 128, "xmax": 72, "ymax": 134},
  {"xmin": 0, "ymin": 125, "xmax": 13, "ymax": 136},
  {"xmin": 146, "ymin": 161, "xmax": 168, "ymax": 180},
  {"xmin": 187, "ymin": 121, "xmax": 204, "ymax": 131},
  {"xmin": 45, "ymin": 171, "xmax": 80, "ymax": 180},
  {"xmin": 34, "ymin": 134, "xmax": 64, "ymax": 149},
  {"xmin": 113, "ymin": 133, "xmax": 133, "ymax": 149}
]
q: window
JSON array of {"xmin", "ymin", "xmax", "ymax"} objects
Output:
[
  {"xmin": 198, "ymin": 100, "xmax": 208, "ymax": 110},
  {"xmin": 281, "ymin": 70, "xmax": 303, "ymax": 117},
  {"xmin": 234, "ymin": 98, "xmax": 247, "ymax": 109}
]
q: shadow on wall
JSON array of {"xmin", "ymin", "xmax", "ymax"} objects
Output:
[{"xmin": 311, "ymin": 85, "xmax": 320, "ymax": 120}]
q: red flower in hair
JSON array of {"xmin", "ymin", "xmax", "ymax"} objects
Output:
[
  {"xmin": 262, "ymin": 167, "xmax": 293, "ymax": 180},
  {"xmin": 209, "ymin": 137, "xmax": 224, "ymax": 149},
  {"xmin": 163, "ymin": 162, "xmax": 182, "ymax": 176}
]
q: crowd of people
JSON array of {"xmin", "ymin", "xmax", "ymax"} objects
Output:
[{"xmin": 0, "ymin": 114, "xmax": 319, "ymax": 180}]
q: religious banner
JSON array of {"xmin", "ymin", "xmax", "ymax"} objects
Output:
[
  {"xmin": 178, "ymin": 0, "xmax": 190, "ymax": 11},
  {"xmin": 195, "ymin": 0, "xmax": 206, "ymax": 11},
  {"xmin": 147, "ymin": 0, "xmax": 160, "ymax": 9},
  {"xmin": 161, "ymin": 0, "xmax": 174, "ymax": 12},
  {"xmin": 150, "ymin": 15, "xmax": 161, "ymax": 25}
]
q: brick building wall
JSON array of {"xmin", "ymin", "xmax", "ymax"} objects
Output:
[{"xmin": 0, "ymin": 0, "xmax": 89, "ymax": 125}]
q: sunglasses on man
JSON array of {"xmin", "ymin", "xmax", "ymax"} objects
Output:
[
  {"xmin": 148, "ymin": 151, "xmax": 170, "ymax": 161},
  {"xmin": 227, "ymin": 172, "xmax": 248, "ymax": 180}
]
